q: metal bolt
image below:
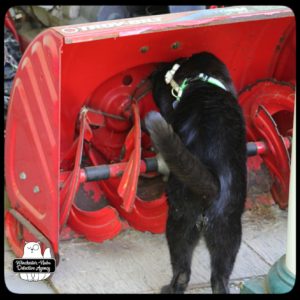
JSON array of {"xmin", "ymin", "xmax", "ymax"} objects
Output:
[
  {"xmin": 140, "ymin": 46, "xmax": 149, "ymax": 53},
  {"xmin": 19, "ymin": 172, "xmax": 27, "ymax": 180},
  {"xmin": 33, "ymin": 186, "xmax": 40, "ymax": 193},
  {"xmin": 171, "ymin": 41, "xmax": 180, "ymax": 49}
]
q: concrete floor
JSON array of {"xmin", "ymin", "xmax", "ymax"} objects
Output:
[{"xmin": 4, "ymin": 203, "xmax": 287, "ymax": 294}]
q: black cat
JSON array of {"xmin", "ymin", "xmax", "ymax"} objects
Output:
[{"xmin": 145, "ymin": 52, "xmax": 247, "ymax": 294}]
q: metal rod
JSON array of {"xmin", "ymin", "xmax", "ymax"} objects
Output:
[{"xmin": 60, "ymin": 139, "xmax": 292, "ymax": 183}]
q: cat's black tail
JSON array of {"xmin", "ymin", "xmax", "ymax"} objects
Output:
[{"xmin": 145, "ymin": 111, "xmax": 219, "ymax": 207}]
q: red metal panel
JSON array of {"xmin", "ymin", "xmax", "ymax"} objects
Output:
[
  {"xmin": 5, "ymin": 30, "xmax": 62, "ymax": 254},
  {"xmin": 239, "ymin": 80, "xmax": 295, "ymax": 208},
  {"xmin": 55, "ymin": 7, "xmax": 294, "ymax": 157},
  {"xmin": 52, "ymin": 6, "xmax": 292, "ymax": 43},
  {"xmin": 117, "ymin": 102, "xmax": 141, "ymax": 212}
]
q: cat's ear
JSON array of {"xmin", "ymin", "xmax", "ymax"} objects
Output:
[
  {"xmin": 37, "ymin": 241, "xmax": 41, "ymax": 244},
  {"xmin": 24, "ymin": 241, "xmax": 28, "ymax": 244}
]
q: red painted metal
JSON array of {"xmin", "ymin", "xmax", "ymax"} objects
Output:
[
  {"xmin": 255, "ymin": 141, "xmax": 267, "ymax": 155},
  {"xmin": 6, "ymin": 209, "xmax": 58, "ymax": 260},
  {"xmin": 59, "ymin": 109, "xmax": 87, "ymax": 229},
  {"xmin": 85, "ymin": 65, "xmax": 156, "ymax": 162},
  {"xmin": 60, "ymin": 160, "xmax": 151, "ymax": 186},
  {"xmin": 79, "ymin": 64, "xmax": 167, "ymax": 232},
  {"xmin": 87, "ymin": 144, "xmax": 168, "ymax": 233},
  {"xmin": 254, "ymin": 106, "xmax": 291, "ymax": 208},
  {"xmin": 5, "ymin": 30, "xmax": 62, "ymax": 256},
  {"xmin": 54, "ymin": 5, "xmax": 295, "ymax": 164},
  {"xmin": 109, "ymin": 162, "xmax": 129, "ymax": 178},
  {"xmin": 255, "ymin": 138, "xmax": 290, "ymax": 156},
  {"xmin": 5, "ymin": 11, "xmax": 20, "ymax": 42},
  {"xmin": 5, "ymin": 6, "xmax": 295, "ymax": 258},
  {"xmin": 209, "ymin": 5, "xmax": 225, "ymax": 9},
  {"xmin": 5, "ymin": 211, "xmax": 32, "ymax": 258},
  {"xmin": 60, "ymin": 109, "xmax": 125, "ymax": 242},
  {"xmin": 59, "ymin": 168, "xmax": 87, "ymax": 184},
  {"xmin": 67, "ymin": 181, "xmax": 125, "ymax": 243},
  {"xmin": 239, "ymin": 80, "xmax": 295, "ymax": 208},
  {"xmin": 117, "ymin": 102, "xmax": 141, "ymax": 212},
  {"xmin": 68, "ymin": 204, "xmax": 125, "ymax": 243}
]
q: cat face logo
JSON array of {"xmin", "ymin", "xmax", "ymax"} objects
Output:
[
  {"xmin": 24, "ymin": 242, "xmax": 43, "ymax": 256},
  {"xmin": 15, "ymin": 241, "xmax": 54, "ymax": 281}
]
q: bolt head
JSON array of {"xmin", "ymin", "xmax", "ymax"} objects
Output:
[
  {"xmin": 140, "ymin": 46, "xmax": 149, "ymax": 53},
  {"xmin": 19, "ymin": 172, "xmax": 27, "ymax": 180},
  {"xmin": 33, "ymin": 186, "xmax": 40, "ymax": 193},
  {"xmin": 171, "ymin": 41, "xmax": 180, "ymax": 49}
]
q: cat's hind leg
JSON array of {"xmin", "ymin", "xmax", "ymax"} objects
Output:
[
  {"xmin": 161, "ymin": 212, "xmax": 201, "ymax": 294},
  {"xmin": 204, "ymin": 218, "xmax": 242, "ymax": 294}
]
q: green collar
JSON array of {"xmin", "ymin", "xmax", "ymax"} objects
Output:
[{"xmin": 165, "ymin": 63, "xmax": 228, "ymax": 107}]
